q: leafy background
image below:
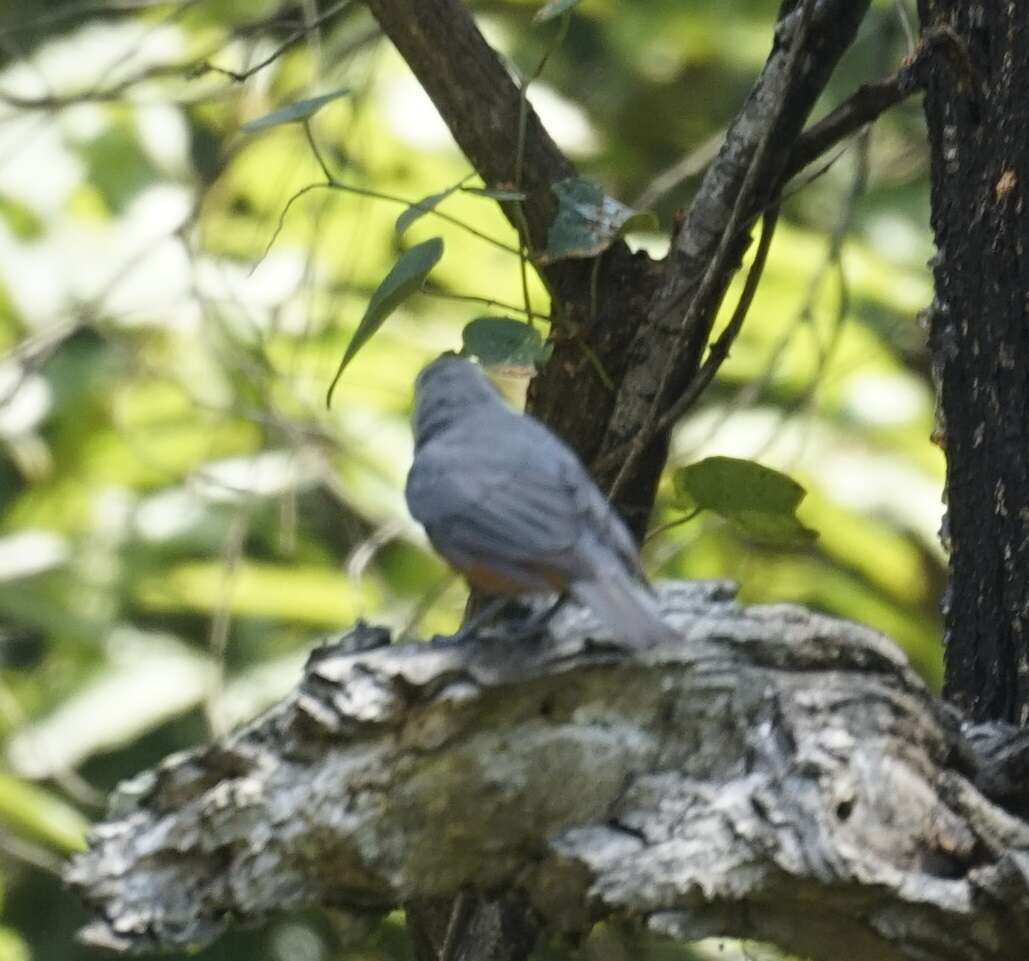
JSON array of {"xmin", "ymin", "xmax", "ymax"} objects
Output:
[{"xmin": 0, "ymin": 1, "xmax": 937, "ymax": 959}]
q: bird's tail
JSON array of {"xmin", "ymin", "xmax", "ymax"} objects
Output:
[{"xmin": 570, "ymin": 563, "xmax": 678, "ymax": 647}]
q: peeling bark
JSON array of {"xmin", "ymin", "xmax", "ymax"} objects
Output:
[{"xmin": 68, "ymin": 582, "xmax": 1029, "ymax": 961}]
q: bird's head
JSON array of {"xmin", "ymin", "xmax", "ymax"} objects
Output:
[{"xmin": 412, "ymin": 353, "xmax": 500, "ymax": 448}]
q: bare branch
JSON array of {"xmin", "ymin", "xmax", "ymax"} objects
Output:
[
  {"xmin": 363, "ymin": 0, "xmax": 574, "ymax": 249},
  {"xmin": 652, "ymin": 206, "xmax": 780, "ymax": 437},
  {"xmin": 595, "ymin": 0, "xmax": 873, "ymax": 532},
  {"xmin": 67, "ymin": 582, "xmax": 1029, "ymax": 961}
]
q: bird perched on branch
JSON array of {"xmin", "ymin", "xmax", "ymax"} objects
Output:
[{"xmin": 405, "ymin": 354, "xmax": 676, "ymax": 646}]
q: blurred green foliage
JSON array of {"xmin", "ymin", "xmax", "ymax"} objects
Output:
[{"xmin": 0, "ymin": 1, "xmax": 937, "ymax": 959}]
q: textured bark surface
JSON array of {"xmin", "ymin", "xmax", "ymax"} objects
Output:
[
  {"xmin": 364, "ymin": 0, "xmax": 664, "ymax": 496},
  {"xmin": 364, "ymin": 0, "xmax": 878, "ymax": 540},
  {"xmin": 919, "ymin": 1, "xmax": 1029, "ymax": 723},
  {"xmin": 594, "ymin": 0, "xmax": 872, "ymax": 526},
  {"xmin": 68, "ymin": 582, "xmax": 1029, "ymax": 961}
]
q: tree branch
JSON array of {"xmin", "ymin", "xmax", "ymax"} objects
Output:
[
  {"xmin": 68, "ymin": 581, "xmax": 1029, "ymax": 961},
  {"xmin": 595, "ymin": 0, "xmax": 872, "ymax": 531},
  {"xmin": 784, "ymin": 71, "xmax": 916, "ymax": 181},
  {"xmin": 363, "ymin": 0, "xmax": 665, "ymax": 490},
  {"xmin": 357, "ymin": 7, "xmax": 667, "ymax": 957},
  {"xmin": 782, "ymin": 24, "xmax": 959, "ymax": 182},
  {"xmin": 363, "ymin": 0, "xmax": 572, "ymax": 251}
]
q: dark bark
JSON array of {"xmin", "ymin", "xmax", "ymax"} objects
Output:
[
  {"xmin": 364, "ymin": 0, "xmax": 664, "ymax": 491},
  {"xmin": 596, "ymin": 0, "xmax": 872, "ymax": 527},
  {"xmin": 919, "ymin": 1, "xmax": 1029, "ymax": 723}
]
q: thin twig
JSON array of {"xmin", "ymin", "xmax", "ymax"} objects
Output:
[
  {"xmin": 677, "ymin": 130, "xmax": 870, "ymax": 469},
  {"xmin": 205, "ymin": 510, "xmax": 249, "ymax": 738},
  {"xmin": 0, "ymin": 0, "xmax": 192, "ymax": 37},
  {"xmin": 785, "ymin": 20, "xmax": 984, "ymax": 183},
  {"xmin": 252, "ymin": 176, "xmax": 519, "ymax": 278},
  {"xmin": 644, "ymin": 508, "xmax": 700, "ymax": 545},
  {"xmin": 396, "ymin": 573, "xmax": 459, "ymax": 642},
  {"xmin": 653, "ymin": 206, "xmax": 780, "ymax": 438},
  {"xmin": 0, "ymin": 1, "xmax": 358, "ymax": 109},
  {"xmin": 200, "ymin": 0, "xmax": 353, "ymax": 83},
  {"xmin": 786, "ymin": 72, "xmax": 914, "ymax": 182},
  {"xmin": 419, "ymin": 288, "xmax": 535, "ymax": 318},
  {"xmin": 512, "ymin": 13, "xmax": 571, "ymax": 325},
  {"xmin": 632, "ymin": 129, "xmax": 725, "ymax": 211}
]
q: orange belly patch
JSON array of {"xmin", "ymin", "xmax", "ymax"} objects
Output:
[{"xmin": 459, "ymin": 560, "xmax": 569, "ymax": 594}]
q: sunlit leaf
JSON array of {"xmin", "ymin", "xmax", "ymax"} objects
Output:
[
  {"xmin": 241, "ymin": 88, "xmax": 351, "ymax": 132},
  {"xmin": 0, "ymin": 194, "xmax": 44, "ymax": 240},
  {"xmin": 534, "ymin": 0, "xmax": 582, "ymax": 24},
  {"xmin": 136, "ymin": 560, "xmax": 380, "ymax": 625},
  {"xmin": 326, "ymin": 237, "xmax": 444, "ymax": 406},
  {"xmin": 673, "ymin": 456, "xmax": 817, "ymax": 546},
  {"xmin": 0, "ymin": 927, "xmax": 29, "ymax": 961},
  {"xmin": 537, "ymin": 176, "xmax": 658, "ymax": 264},
  {"xmin": 80, "ymin": 126, "xmax": 157, "ymax": 213},
  {"xmin": 461, "ymin": 316, "xmax": 549, "ymax": 371},
  {"xmin": 7, "ymin": 630, "xmax": 216, "ymax": 779},
  {"xmin": 0, "ymin": 772, "xmax": 89, "ymax": 853}
]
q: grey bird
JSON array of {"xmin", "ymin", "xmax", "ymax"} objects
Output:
[{"xmin": 405, "ymin": 354, "xmax": 676, "ymax": 646}]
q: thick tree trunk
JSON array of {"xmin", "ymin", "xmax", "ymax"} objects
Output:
[{"xmin": 919, "ymin": 2, "xmax": 1029, "ymax": 723}]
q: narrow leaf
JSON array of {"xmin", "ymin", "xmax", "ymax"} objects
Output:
[
  {"xmin": 461, "ymin": 316, "xmax": 549, "ymax": 371},
  {"xmin": 673, "ymin": 456, "xmax": 818, "ymax": 547},
  {"xmin": 396, "ymin": 173, "xmax": 488, "ymax": 237},
  {"xmin": 537, "ymin": 176, "xmax": 658, "ymax": 265},
  {"xmin": 326, "ymin": 238, "xmax": 444, "ymax": 407},
  {"xmin": 534, "ymin": 0, "xmax": 582, "ymax": 23},
  {"xmin": 241, "ymin": 88, "xmax": 351, "ymax": 132},
  {"xmin": 0, "ymin": 772, "xmax": 89, "ymax": 853},
  {"xmin": 395, "ymin": 188, "xmax": 456, "ymax": 238}
]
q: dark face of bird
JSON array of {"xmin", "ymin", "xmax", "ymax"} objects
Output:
[{"xmin": 412, "ymin": 355, "xmax": 499, "ymax": 449}]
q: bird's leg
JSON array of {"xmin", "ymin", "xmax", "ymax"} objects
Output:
[
  {"xmin": 429, "ymin": 595, "xmax": 511, "ymax": 647},
  {"xmin": 500, "ymin": 594, "xmax": 567, "ymax": 643}
]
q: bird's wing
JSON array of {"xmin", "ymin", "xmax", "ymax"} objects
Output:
[
  {"xmin": 406, "ymin": 437, "xmax": 581, "ymax": 572},
  {"xmin": 570, "ymin": 468, "xmax": 645, "ymax": 578}
]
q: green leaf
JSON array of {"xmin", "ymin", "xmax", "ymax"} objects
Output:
[
  {"xmin": 534, "ymin": 0, "xmax": 582, "ymax": 23},
  {"xmin": 80, "ymin": 125, "xmax": 157, "ymax": 214},
  {"xmin": 537, "ymin": 176, "xmax": 658, "ymax": 264},
  {"xmin": 0, "ymin": 772, "xmax": 89, "ymax": 853},
  {"xmin": 241, "ymin": 88, "xmax": 351, "ymax": 132},
  {"xmin": 395, "ymin": 187, "xmax": 457, "ymax": 238},
  {"xmin": 137, "ymin": 560, "xmax": 381, "ymax": 624},
  {"xmin": 326, "ymin": 237, "xmax": 444, "ymax": 407},
  {"xmin": 0, "ymin": 927, "xmax": 29, "ymax": 961},
  {"xmin": 461, "ymin": 316, "xmax": 550, "ymax": 371},
  {"xmin": 0, "ymin": 194, "xmax": 44, "ymax": 240},
  {"xmin": 673, "ymin": 456, "xmax": 818, "ymax": 547},
  {"xmin": 397, "ymin": 179, "xmax": 525, "ymax": 236}
]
